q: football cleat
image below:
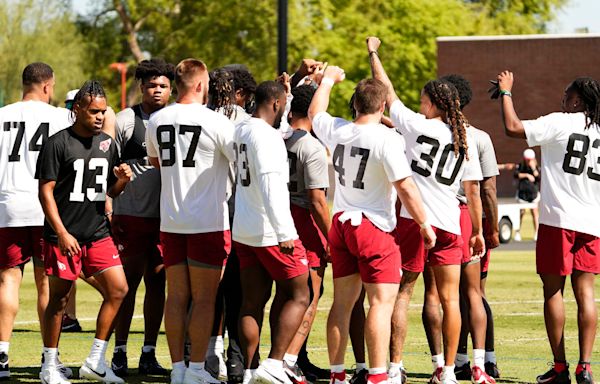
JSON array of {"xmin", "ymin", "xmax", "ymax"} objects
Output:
[
  {"xmin": 40, "ymin": 366, "xmax": 71, "ymax": 384},
  {"xmin": 206, "ymin": 354, "xmax": 228, "ymax": 381},
  {"xmin": 331, "ymin": 371, "xmax": 348, "ymax": 384},
  {"xmin": 536, "ymin": 364, "xmax": 571, "ymax": 384},
  {"xmin": 80, "ymin": 358, "xmax": 125, "ymax": 383},
  {"xmin": 227, "ymin": 351, "xmax": 245, "ymax": 383},
  {"xmin": 349, "ymin": 369, "xmax": 367, "ymax": 384},
  {"xmin": 171, "ymin": 365, "xmax": 187, "ymax": 384},
  {"xmin": 284, "ymin": 362, "xmax": 307, "ymax": 384},
  {"xmin": 253, "ymin": 363, "xmax": 293, "ymax": 384},
  {"xmin": 298, "ymin": 358, "xmax": 330, "ymax": 382},
  {"xmin": 183, "ymin": 367, "xmax": 226, "ymax": 384},
  {"xmin": 388, "ymin": 367, "xmax": 407, "ymax": 384},
  {"xmin": 454, "ymin": 361, "xmax": 471, "ymax": 381},
  {"xmin": 429, "ymin": 367, "xmax": 443, "ymax": 384},
  {"xmin": 139, "ymin": 349, "xmax": 168, "ymax": 375},
  {"xmin": 0, "ymin": 352, "xmax": 9, "ymax": 381},
  {"xmin": 575, "ymin": 365, "xmax": 593, "ymax": 384},
  {"xmin": 110, "ymin": 349, "xmax": 128, "ymax": 377},
  {"xmin": 484, "ymin": 362, "xmax": 500, "ymax": 379},
  {"xmin": 472, "ymin": 366, "xmax": 496, "ymax": 384}
]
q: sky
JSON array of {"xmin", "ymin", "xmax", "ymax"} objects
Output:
[{"xmin": 72, "ymin": 0, "xmax": 600, "ymax": 34}]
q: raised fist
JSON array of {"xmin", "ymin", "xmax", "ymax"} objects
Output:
[
  {"xmin": 323, "ymin": 66, "xmax": 346, "ymax": 84},
  {"xmin": 366, "ymin": 36, "xmax": 381, "ymax": 53}
]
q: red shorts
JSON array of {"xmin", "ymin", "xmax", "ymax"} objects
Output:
[
  {"xmin": 291, "ymin": 204, "xmax": 327, "ymax": 269},
  {"xmin": 113, "ymin": 215, "xmax": 162, "ymax": 266},
  {"xmin": 235, "ymin": 240, "xmax": 308, "ymax": 280},
  {"xmin": 160, "ymin": 231, "xmax": 231, "ymax": 269},
  {"xmin": 329, "ymin": 213, "xmax": 401, "ymax": 284},
  {"xmin": 43, "ymin": 236, "xmax": 121, "ymax": 281},
  {"xmin": 0, "ymin": 226, "xmax": 43, "ymax": 269},
  {"xmin": 396, "ymin": 217, "xmax": 463, "ymax": 273},
  {"xmin": 536, "ymin": 224, "xmax": 600, "ymax": 275}
]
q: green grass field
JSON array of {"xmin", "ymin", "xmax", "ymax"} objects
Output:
[{"xmin": 7, "ymin": 217, "xmax": 599, "ymax": 383}]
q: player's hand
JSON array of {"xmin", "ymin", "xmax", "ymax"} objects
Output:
[
  {"xmin": 113, "ymin": 163, "xmax": 132, "ymax": 181},
  {"xmin": 485, "ymin": 231, "xmax": 500, "ymax": 250},
  {"xmin": 420, "ymin": 224, "xmax": 437, "ymax": 250},
  {"xmin": 366, "ymin": 36, "xmax": 381, "ymax": 53},
  {"xmin": 497, "ymin": 70, "xmax": 514, "ymax": 93},
  {"xmin": 297, "ymin": 59, "xmax": 323, "ymax": 77},
  {"xmin": 527, "ymin": 174, "xmax": 536, "ymax": 182},
  {"xmin": 277, "ymin": 72, "xmax": 292, "ymax": 95},
  {"xmin": 279, "ymin": 240, "xmax": 295, "ymax": 255},
  {"xmin": 470, "ymin": 232, "xmax": 486, "ymax": 260},
  {"xmin": 58, "ymin": 231, "xmax": 81, "ymax": 258},
  {"xmin": 323, "ymin": 66, "xmax": 345, "ymax": 84}
]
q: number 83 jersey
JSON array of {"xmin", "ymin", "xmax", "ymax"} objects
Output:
[
  {"xmin": 35, "ymin": 128, "xmax": 119, "ymax": 244},
  {"xmin": 524, "ymin": 112, "xmax": 600, "ymax": 238}
]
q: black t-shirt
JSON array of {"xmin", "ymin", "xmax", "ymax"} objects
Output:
[
  {"xmin": 515, "ymin": 163, "xmax": 540, "ymax": 202},
  {"xmin": 35, "ymin": 127, "xmax": 119, "ymax": 244}
]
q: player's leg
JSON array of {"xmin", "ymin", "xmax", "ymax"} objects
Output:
[
  {"xmin": 571, "ymin": 270, "xmax": 596, "ymax": 383},
  {"xmin": 165, "ymin": 264, "xmax": 190, "ymax": 377},
  {"xmin": 389, "ymin": 271, "xmax": 419, "ymax": 366},
  {"xmin": 532, "ymin": 207, "xmax": 539, "ymax": 240},
  {"xmin": 480, "ymin": 252, "xmax": 499, "ymax": 378},
  {"xmin": 62, "ymin": 283, "xmax": 81, "ymax": 332},
  {"xmin": 205, "ymin": 283, "xmax": 226, "ymax": 381},
  {"xmin": 422, "ymin": 266, "xmax": 444, "ymax": 380},
  {"xmin": 348, "ymin": 290, "xmax": 367, "ymax": 384},
  {"xmin": 223, "ymin": 250, "xmax": 244, "ymax": 383},
  {"xmin": 0, "ymin": 265, "xmax": 23, "ymax": 380}
]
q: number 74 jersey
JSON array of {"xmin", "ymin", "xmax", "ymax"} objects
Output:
[{"xmin": 0, "ymin": 101, "xmax": 71, "ymax": 228}]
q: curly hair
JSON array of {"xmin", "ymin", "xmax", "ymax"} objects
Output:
[
  {"xmin": 208, "ymin": 69, "xmax": 235, "ymax": 119},
  {"xmin": 134, "ymin": 58, "xmax": 175, "ymax": 83},
  {"xmin": 440, "ymin": 74, "xmax": 472, "ymax": 110},
  {"xmin": 290, "ymin": 85, "xmax": 316, "ymax": 117},
  {"xmin": 423, "ymin": 79, "xmax": 469, "ymax": 159},
  {"xmin": 568, "ymin": 77, "xmax": 600, "ymax": 129}
]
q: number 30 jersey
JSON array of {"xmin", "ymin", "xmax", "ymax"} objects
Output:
[
  {"xmin": 35, "ymin": 128, "xmax": 118, "ymax": 244},
  {"xmin": 312, "ymin": 112, "xmax": 413, "ymax": 233},
  {"xmin": 524, "ymin": 112, "xmax": 600, "ymax": 237},
  {"xmin": 0, "ymin": 101, "xmax": 71, "ymax": 228},
  {"xmin": 145, "ymin": 103, "xmax": 235, "ymax": 234},
  {"xmin": 390, "ymin": 100, "xmax": 482, "ymax": 235}
]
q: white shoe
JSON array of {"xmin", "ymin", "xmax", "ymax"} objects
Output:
[
  {"xmin": 40, "ymin": 367, "xmax": 71, "ymax": 384},
  {"xmin": 41, "ymin": 352, "xmax": 73, "ymax": 379},
  {"xmin": 252, "ymin": 363, "xmax": 292, "ymax": 384},
  {"xmin": 171, "ymin": 365, "xmax": 187, "ymax": 384},
  {"xmin": 79, "ymin": 359, "xmax": 125, "ymax": 383},
  {"xmin": 514, "ymin": 231, "xmax": 522, "ymax": 242},
  {"xmin": 183, "ymin": 367, "xmax": 226, "ymax": 384},
  {"xmin": 440, "ymin": 370, "xmax": 458, "ymax": 384},
  {"xmin": 242, "ymin": 369, "xmax": 255, "ymax": 384},
  {"xmin": 388, "ymin": 368, "xmax": 405, "ymax": 384}
]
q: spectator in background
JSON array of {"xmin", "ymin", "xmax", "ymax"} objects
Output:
[{"xmin": 514, "ymin": 149, "xmax": 540, "ymax": 241}]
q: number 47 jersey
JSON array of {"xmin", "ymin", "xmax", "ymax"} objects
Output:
[{"xmin": 0, "ymin": 101, "xmax": 71, "ymax": 228}]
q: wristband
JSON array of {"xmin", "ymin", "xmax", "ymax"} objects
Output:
[
  {"xmin": 369, "ymin": 50, "xmax": 378, "ymax": 57},
  {"xmin": 499, "ymin": 90, "xmax": 512, "ymax": 97},
  {"xmin": 321, "ymin": 77, "xmax": 335, "ymax": 87},
  {"xmin": 419, "ymin": 221, "xmax": 430, "ymax": 229}
]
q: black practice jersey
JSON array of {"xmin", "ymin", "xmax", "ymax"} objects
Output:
[{"xmin": 36, "ymin": 127, "xmax": 119, "ymax": 244}]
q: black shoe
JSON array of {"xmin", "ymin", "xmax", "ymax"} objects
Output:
[
  {"xmin": 111, "ymin": 349, "xmax": 128, "ymax": 377},
  {"xmin": 484, "ymin": 362, "xmax": 501, "ymax": 379},
  {"xmin": 61, "ymin": 314, "xmax": 82, "ymax": 332},
  {"xmin": 455, "ymin": 362, "xmax": 472, "ymax": 381},
  {"xmin": 227, "ymin": 351, "xmax": 244, "ymax": 383},
  {"xmin": 298, "ymin": 358, "xmax": 330, "ymax": 382},
  {"xmin": 0, "ymin": 352, "xmax": 9, "ymax": 381},
  {"xmin": 575, "ymin": 366, "xmax": 593, "ymax": 384},
  {"xmin": 139, "ymin": 349, "xmax": 168, "ymax": 376},
  {"xmin": 536, "ymin": 364, "xmax": 571, "ymax": 384},
  {"xmin": 349, "ymin": 369, "xmax": 368, "ymax": 384}
]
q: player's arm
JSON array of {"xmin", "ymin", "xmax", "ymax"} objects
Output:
[
  {"xmin": 367, "ymin": 36, "xmax": 399, "ymax": 108},
  {"xmin": 307, "ymin": 66, "xmax": 346, "ymax": 123},
  {"xmin": 259, "ymin": 172, "xmax": 298, "ymax": 255},
  {"xmin": 497, "ymin": 71, "xmax": 526, "ymax": 139},
  {"xmin": 291, "ymin": 59, "xmax": 324, "ymax": 88},
  {"xmin": 107, "ymin": 163, "xmax": 133, "ymax": 198},
  {"xmin": 393, "ymin": 177, "xmax": 436, "ymax": 249},
  {"xmin": 481, "ymin": 176, "xmax": 499, "ymax": 249},
  {"xmin": 307, "ymin": 188, "xmax": 330, "ymax": 240},
  {"xmin": 39, "ymin": 180, "xmax": 81, "ymax": 257},
  {"xmin": 464, "ymin": 180, "xmax": 485, "ymax": 258}
]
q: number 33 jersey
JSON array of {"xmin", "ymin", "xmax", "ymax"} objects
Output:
[
  {"xmin": 390, "ymin": 100, "xmax": 482, "ymax": 235},
  {"xmin": 312, "ymin": 111, "xmax": 413, "ymax": 233},
  {"xmin": 524, "ymin": 112, "xmax": 600, "ymax": 237},
  {"xmin": 0, "ymin": 101, "xmax": 71, "ymax": 228},
  {"xmin": 35, "ymin": 128, "xmax": 119, "ymax": 244},
  {"xmin": 145, "ymin": 103, "xmax": 235, "ymax": 234}
]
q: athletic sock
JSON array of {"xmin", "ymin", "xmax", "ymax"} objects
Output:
[
  {"xmin": 243, "ymin": 369, "xmax": 255, "ymax": 384},
  {"xmin": 442, "ymin": 365, "xmax": 456, "ymax": 380},
  {"xmin": 367, "ymin": 371, "xmax": 387, "ymax": 384},
  {"xmin": 284, "ymin": 353, "xmax": 298, "ymax": 366},
  {"xmin": 142, "ymin": 345, "xmax": 155, "ymax": 354},
  {"xmin": 331, "ymin": 364, "xmax": 345, "ymax": 374},
  {"xmin": 576, "ymin": 362, "xmax": 591, "ymax": 375},
  {"xmin": 554, "ymin": 360, "xmax": 567, "ymax": 373},
  {"xmin": 188, "ymin": 361, "xmax": 205, "ymax": 373},
  {"xmin": 0, "ymin": 342, "xmax": 8, "ymax": 354},
  {"xmin": 263, "ymin": 358, "xmax": 283, "ymax": 372},
  {"xmin": 172, "ymin": 361, "xmax": 186, "ymax": 370},
  {"xmin": 432, "ymin": 354, "xmax": 444, "ymax": 371},
  {"xmin": 484, "ymin": 351, "xmax": 496, "ymax": 364},
  {"xmin": 114, "ymin": 345, "xmax": 127, "ymax": 354},
  {"xmin": 473, "ymin": 349, "xmax": 485, "ymax": 369},
  {"xmin": 455, "ymin": 353, "xmax": 469, "ymax": 367},
  {"xmin": 42, "ymin": 348, "xmax": 58, "ymax": 369},
  {"xmin": 356, "ymin": 362, "xmax": 367, "ymax": 371},
  {"xmin": 389, "ymin": 361, "xmax": 403, "ymax": 374},
  {"xmin": 88, "ymin": 338, "xmax": 107, "ymax": 367}
]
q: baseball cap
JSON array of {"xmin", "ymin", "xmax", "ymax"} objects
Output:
[
  {"xmin": 523, "ymin": 148, "xmax": 536, "ymax": 160},
  {"xmin": 65, "ymin": 89, "xmax": 79, "ymax": 110}
]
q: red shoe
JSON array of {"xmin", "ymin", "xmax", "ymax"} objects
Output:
[
  {"xmin": 331, "ymin": 371, "xmax": 347, "ymax": 384},
  {"xmin": 429, "ymin": 367, "xmax": 443, "ymax": 384},
  {"xmin": 472, "ymin": 366, "xmax": 496, "ymax": 384}
]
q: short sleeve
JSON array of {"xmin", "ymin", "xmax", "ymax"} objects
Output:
[
  {"xmin": 523, "ymin": 112, "xmax": 568, "ymax": 147},
  {"xmin": 389, "ymin": 99, "xmax": 425, "ymax": 136},
  {"xmin": 303, "ymin": 145, "xmax": 329, "ymax": 190},
  {"xmin": 35, "ymin": 137, "xmax": 62, "ymax": 181},
  {"xmin": 382, "ymin": 132, "xmax": 412, "ymax": 182},
  {"xmin": 476, "ymin": 131, "xmax": 499, "ymax": 178},
  {"xmin": 145, "ymin": 117, "xmax": 159, "ymax": 158},
  {"xmin": 115, "ymin": 108, "xmax": 135, "ymax": 155},
  {"xmin": 461, "ymin": 144, "xmax": 483, "ymax": 182},
  {"xmin": 311, "ymin": 112, "xmax": 336, "ymax": 150}
]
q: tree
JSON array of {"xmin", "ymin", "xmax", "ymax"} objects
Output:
[{"xmin": 0, "ymin": 0, "xmax": 89, "ymax": 105}]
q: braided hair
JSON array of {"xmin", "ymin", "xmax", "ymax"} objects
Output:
[
  {"xmin": 229, "ymin": 69, "xmax": 257, "ymax": 113},
  {"xmin": 567, "ymin": 77, "xmax": 600, "ymax": 129},
  {"xmin": 73, "ymin": 80, "xmax": 106, "ymax": 107},
  {"xmin": 208, "ymin": 69, "xmax": 235, "ymax": 119},
  {"xmin": 423, "ymin": 79, "xmax": 469, "ymax": 159}
]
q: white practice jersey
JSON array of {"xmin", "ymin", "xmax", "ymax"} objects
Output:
[
  {"xmin": 524, "ymin": 112, "xmax": 600, "ymax": 238},
  {"xmin": 390, "ymin": 100, "xmax": 482, "ymax": 235},
  {"xmin": 146, "ymin": 102, "xmax": 235, "ymax": 234},
  {"xmin": 312, "ymin": 112, "xmax": 412, "ymax": 232},
  {"xmin": 232, "ymin": 117, "xmax": 298, "ymax": 246},
  {"xmin": 0, "ymin": 101, "xmax": 71, "ymax": 227}
]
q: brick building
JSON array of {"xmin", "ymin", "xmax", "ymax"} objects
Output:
[{"xmin": 437, "ymin": 34, "xmax": 600, "ymax": 196}]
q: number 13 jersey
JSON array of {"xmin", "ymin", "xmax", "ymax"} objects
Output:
[
  {"xmin": 524, "ymin": 112, "xmax": 600, "ymax": 237},
  {"xmin": 390, "ymin": 100, "xmax": 482, "ymax": 235},
  {"xmin": 312, "ymin": 111, "xmax": 412, "ymax": 233}
]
